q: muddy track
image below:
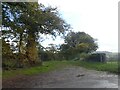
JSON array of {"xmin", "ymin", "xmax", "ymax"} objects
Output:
[{"xmin": 2, "ymin": 66, "xmax": 118, "ymax": 88}]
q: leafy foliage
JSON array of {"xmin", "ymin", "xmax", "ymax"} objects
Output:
[
  {"xmin": 60, "ymin": 31, "xmax": 98, "ymax": 60},
  {"xmin": 2, "ymin": 2, "xmax": 70, "ymax": 68}
]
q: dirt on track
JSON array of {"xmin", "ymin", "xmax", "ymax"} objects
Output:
[{"xmin": 2, "ymin": 66, "xmax": 118, "ymax": 88}]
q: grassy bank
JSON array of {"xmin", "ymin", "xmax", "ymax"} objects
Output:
[
  {"xmin": 3, "ymin": 60, "xmax": 118, "ymax": 79},
  {"xmin": 2, "ymin": 60, "xmax": 77, "ymax": 79}
]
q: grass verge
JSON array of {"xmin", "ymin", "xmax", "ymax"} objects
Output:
[
  {"xmin": 77, "ymin": 61, "xmax": 118, "ymax": 73},
  {"xmin": 2, "ymin": 60, "xmax": 77, "ymax": 79},
  {"xmin": 3, "ymin": 60, "xmax": 118, "ymax": 79}
]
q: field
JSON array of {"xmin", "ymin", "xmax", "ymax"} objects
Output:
[{"xmin": 3, "ymin": 60, "xmax": 118, "ymax": 79}]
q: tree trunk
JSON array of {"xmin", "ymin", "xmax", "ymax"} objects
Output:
[
  {"xmin": 26, "ymin": 33, "xmax": 40, "ymax": 66},
  {"xmin": 17, "ymin": 33, "xmax": 23, "ymax": 68}
]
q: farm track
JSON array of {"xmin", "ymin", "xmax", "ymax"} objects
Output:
[{"xmin": 2, "ymin": 66, "xmax": 118, "ymax": 88}]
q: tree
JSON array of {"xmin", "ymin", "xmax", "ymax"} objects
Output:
[
  {"xmin": 2, "ymin": 38, "xmax": 15, "ymax": 69},
  {"xmin": 60, "ymin": 31, "xmax": 98, "ymax": 60},
  {"xmin": 38, "ymin": 44, "xmax": 59, "ymax": 61},
  {"xmin": 2, "ymin": 39, "xmax": 13, "ymax": 58},
  {"xmin": 59, "ymin": 44, "xmax": 71, "ymax": 60},
  {"xmin": 2, "ymin": 2, "xmax": 70, "ymax": 66}
]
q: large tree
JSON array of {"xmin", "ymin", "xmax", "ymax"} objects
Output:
[
  {"xmin": 2, "ymin": 2, "xmax": 70, "ymax": 66},
  {"xmin": 60, "ymin": 31, "xmax": 98, "ymax": 60}
]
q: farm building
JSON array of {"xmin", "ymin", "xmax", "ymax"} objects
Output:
[{"xmin": 87, "ymin": 53, "xmax": 106, "ymax": 63}]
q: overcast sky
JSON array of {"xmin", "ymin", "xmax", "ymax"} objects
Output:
[{"xmin": 39, "ymin": 0, "xmax": 118, "ymax": 52}]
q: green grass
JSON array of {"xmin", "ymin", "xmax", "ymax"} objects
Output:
[
  {"xmin": 2, "ymin": 60, "xmax": 78, "ymax": 79},
  {"xmin": 3, "ymin": 60, "xmax": 119, "ymax": 79},
  {"xmin": 77, "ymin": 61, "xmax": 118, "ymax": 73}
]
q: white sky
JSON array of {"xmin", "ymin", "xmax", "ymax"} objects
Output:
[{"xmin": 39, "ymin": 0, "xmax": 119, "ymax": 52}]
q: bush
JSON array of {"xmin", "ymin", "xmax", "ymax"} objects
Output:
[{"xmin": 79, "ymin": 53, "xmax": 90, "ymax": 61}]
